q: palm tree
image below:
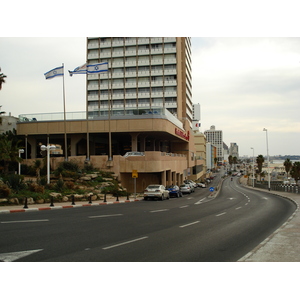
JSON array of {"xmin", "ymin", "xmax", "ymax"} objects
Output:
[
  {"xmin": 33, "ymin": 159, "xmax": 43, "ymax": 183},
  {"xmin": 256, "ymin": 155, "xmax": 265, "ymax": 181},
  {"xmin": 233, "ymin": 156, "xmax": 237, "ymax": 171},
  {"xmin": 0, "ymin": 138, "xmax": 22, "ymax": 174},
  {"xmin": 290, "ymin": 162, "xmax": 300, "ymax": 185},
  {"xmin": 228, "ymin": 155, "xmax": 233, "ymax": 171},
  {"xmin": 284, "ymin": 158, "xmax": 292, "ymax": 177},
  {"xmin": 0, "ymin": 68, "xmax": 7, "ymax": 90}
]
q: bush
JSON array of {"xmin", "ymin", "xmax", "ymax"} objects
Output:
[
  {"xmin": 0, "ymin": 183, "xmax": 11, "ymax": 197},
  {"xmin": 4, "ymin": 174, "xmax": 26, "ymax": 192},
  {"xmin": 54, "ymin": 179, "xmax": 65, "ymax": 192}
]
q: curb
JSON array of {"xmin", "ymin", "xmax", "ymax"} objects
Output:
[{"xmin": 0, "ymin": 199, "xmax": 141, "ymax": 214}]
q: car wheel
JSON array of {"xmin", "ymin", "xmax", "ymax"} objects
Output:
[{"xmin": 144, "ymin": 197, "xmax": 148, "ymax": 200}]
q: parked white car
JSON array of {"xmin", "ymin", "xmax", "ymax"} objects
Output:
[{"xmin": 144, "ymin": 184, "xmax": 170, "ymax": 200}]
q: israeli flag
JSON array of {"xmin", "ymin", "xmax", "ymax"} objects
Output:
[
  {"xmin": 68, "ymin": 63, "xmax": 87, "ymax": 76},
  {"xmin": 44, "ymin": 66, "xmax": 64, "ymax": 79},
  {"xmin": 87, "ymin": 62, "xmax": 108, "ymax": 73}
]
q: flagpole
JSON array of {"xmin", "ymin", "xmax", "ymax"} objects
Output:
[
  {"xmin": 108, "ymin": 61, "xmax": 112, "ymax": 161},
  {"xmin": 86, "ymin": 65, "xmax": 90, "ymax": 161},
  {"xmin": 62, "ymin": 63, "xmax": 68, "ymax": 161}
]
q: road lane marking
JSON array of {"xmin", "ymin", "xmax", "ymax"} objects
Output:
[
  {"xmin": 149, "ymin": 209, "xmax": 169, "ymax": 213},
  {"xmin": 179, "ymin": 221, "xmax": 200, "ymax": 228},
  {"xmin": 195, "ymin": 198, "xmax": 206, "ymax": 205},
  {"xmin": 88, "ymin": 214, "xmax": 123, "ymax": 218},
  {"xmin": 235, "ymin": 207, "xmax": 242, "ymax": 210},
  {"xmin": 0, "ymin": 249, "xmax": 43, "ymax": 262},
  {"xmin": 1, "ymin": 219, "xmax": 49, "ymax": 224},
  {"xmin": 102, "ymin": 236, "xmax": 149, "ymax": 250},
  {"xmin": 179, "ymin": 205, "xmax": 189, "ymax": 208},
  {"xmin": 216, "ymin": 212, "xmax": 226, "ymax": 217}
]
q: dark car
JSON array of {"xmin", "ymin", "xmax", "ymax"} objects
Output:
[{"xmin": 167, "ymin": 185, "xmax": 183, "ymax": 198}]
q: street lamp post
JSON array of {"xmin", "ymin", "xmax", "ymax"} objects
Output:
[
  {"xmin": 41, "ymin": 144, "xmax": 57, "ymax": 184},
  {"xmin": 251, "ymin": 147, "xmax": 254, "ymax": 187},
  {"xmin": 263, "ymin": 128, "xmax": 271, "ymax": 191},
  {"xmin": 18, "ymin": 149, "xmax": 24, "ymax": 175}
]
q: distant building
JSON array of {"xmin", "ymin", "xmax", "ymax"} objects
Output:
[
  {"xmin": 223, "ymin": 142, "xmax": 229, "ymax": 163},
  {"xmin": 192, "ymin": 103, "xmax": 201, "ymax": 131},
  {"xmin": 206, "ymin": 142, "xmax": 217, "ymax": 170},
  {"xmin": 229, "ymin": 142, "xmax": 239, "ymax": 158},
  {"xmin": 204, "ymin": 125, "xmax": 223, "ymax": 163},
  {"xmin": 0, "ymin": 112, "xmax": 18, "ymax": 134}
]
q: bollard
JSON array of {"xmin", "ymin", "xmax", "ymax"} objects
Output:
[
  {"xmin": 23, "ymin": 197, "xmax": 28, "ymax": 209},
  {"xmin": 71, "ymin": 195, "xmax": 75, "ymax": 205},
  {"xmin": 116, "ymin": 193, "xmax": 119, "ymax": 202},
  {"xmin": 50, "ymin": 196, "xmax": 54, "ymax": 207},
  {"xmin": 88, "ymin": 195, "xmax": 92, "ymax": 204},
  {"xmin": 126, "ymin": 193, "xmax": 129, "ymax": 200},
  {"xmin": 104, "ymin": 192, "xmax": 107, "ymax": 203}
]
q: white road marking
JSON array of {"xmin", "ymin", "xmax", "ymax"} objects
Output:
[
  {"xmin": 149, "ymin": 209, "xmax": 169, "ymax": 213},
  {"xmin": 179, "ymin": 221, "xmax": 200, "ymax": 228},
  {"xmin": 195, "ymin": 198, "xmax": 206, "ymax": 205},
  {"xmin": 89, "ymin": 214, "xmax": 123, "ymax": 218},
  {"xmin": 1, "ymin": 219, "xmax": 49, "ymax": 224},
  {"xmin": 179, "ymin": 205, "xmax": 189, "ymax": 208},
  {"xmin": 216, "ymin": 212, "xmax": 226, "ymax": 217},
  {"xmin": 235, "ymin": 207, "xmax": 242, "ymax": 210},
  {"xmin": 0, "ymin": 249, "xmax": 43, "ymax": 262},
  {"xmin": 102, "ymin": 236, "xmax": 149, "ymax": 250}
]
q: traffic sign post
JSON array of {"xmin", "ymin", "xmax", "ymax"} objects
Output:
[
  {"xmin": 132, "ymin": 170, "xmax": 138, "ymax": 199},
  {"xmin": 209, "ymin": 187, "xmax": 215, "ymax": 192}
]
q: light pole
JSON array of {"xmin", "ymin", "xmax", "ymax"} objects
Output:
[
  {"xmin": 263, "ymin": 128, "xmax": 271, "ymax": 191},
  {"xmin": 41, "ymin": 144, "xmax": 57, "ymax": 184},
  {"xmin": 18, "ymin": 149, "xmax": 24, "ymax": 175},
  {"xmin": 251, "ymin": 147, "xmax": 254, "ymax": 187}
]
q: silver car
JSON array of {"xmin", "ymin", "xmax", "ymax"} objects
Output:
[
  {"xmin": 144, "ymin": 184, "xmax": 170, "ymax": 200},
  {"xmin": 180, "ymin": 184, "xmax": 192, "ymax": 194}
]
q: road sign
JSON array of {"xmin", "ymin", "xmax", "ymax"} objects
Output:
[
  {"xmin": 209, "ymin": 187, "xmax": 215, "ymax": 192},
  {"xmin": 132, "ymin": 170, "xmax": 138, "ymax": 178}
]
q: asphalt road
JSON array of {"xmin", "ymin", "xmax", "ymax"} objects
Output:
[{"xmin": 0, "ymin": 174, "xmax": 296, "ymax": 262}]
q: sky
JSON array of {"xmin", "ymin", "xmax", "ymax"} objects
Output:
[
  {"xmin": 1, "ymin": 1, "xmax": 300, "ymax": 158},
  {"xmin": 1, "ymin": 37, "xmax": 299, "ymax": 157}
]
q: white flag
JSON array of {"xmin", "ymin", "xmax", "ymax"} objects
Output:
[
  {"xmin": 44, "ymin": 66, "xmax": 64, "ymax": 79},
  {"xmin": 87, "ymin": 62, "xmax": 108, "ymax": 73},
  {"xmin": 68, "ymin": 63, "xmax": 87, "ymax": 76}
]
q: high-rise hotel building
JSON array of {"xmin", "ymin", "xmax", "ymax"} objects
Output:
[
  {"xmin": 17, "ymin": 37, "xmax": 207, "ymax": 192},
  {"xmin": 86, "ymin": 37, "xmax": 193, "ymax": 126}
]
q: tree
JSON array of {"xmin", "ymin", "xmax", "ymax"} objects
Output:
[
  {"xmin": 233, "ymin": 156, "xmax": 238, "ymax": 170},
  {"xmin": 33, "ymin": 159, "xmax": 43, "ymax": 182},
  {"xmin": 284, "ymin": 158, "xmax": 292, "ymax": 176},
  {"xmin": 290, "ymin": 162, "xmax": 300, "ymax": 185},
  {"xmin": 0, "ymin": 67, "xmax": 7, "ymax": 90},
  {"xmin": 256, "ymin": 155, "xmax": 264, "ymax": 180},
  {"xmin": 228, "ymin": 155, "xmax": 233, "ymax": 170},
  {"xmin": 0, "ymin": 138, "xmax": 22, "ymax": 174}
]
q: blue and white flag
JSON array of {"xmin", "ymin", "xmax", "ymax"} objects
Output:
[
  {"xmin": 87, "ymin": 62, "xmax": 108, "ymax": 73},
  {"xmin": 44, "ymin": 66, "xmax": 64, "ymax": 80},
  {"xmin": 68, "ymin": 63, "xmax": 87, "ymax": 76}
]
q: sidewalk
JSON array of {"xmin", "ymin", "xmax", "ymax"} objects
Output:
[
  {"xmin": 0, "ymin": 195, "xmax": 141, "ymax": 214},
  {"xmin": 238, "ymin": 177, "xmax": 300, "ymax": 262}
]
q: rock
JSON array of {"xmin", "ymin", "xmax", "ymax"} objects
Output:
[
  {"xmin": 103, "ymin": 177, "xmax": 113, "ymax": 181},
  {"xmin": 91, "ymin": 195, "xmax": 97, "ymax": 201},
  {"xmin": 80, "ymin": 176, "xmax": 91, "ymax": 181},
  {"xmin": 35, "ymin": 199, "xmax": 44, "ymax": 204},
  {"xmin": 49, "ymin": 192, "xmax": 62, "ymax": 199},
  {"xmin": 8, "ymin": 198, "xmax": 19, "ymax": 205},
  {"xmin": 62, "ymin": 196, "xmax": 69, "ymax": 202},
  {"xmin": 27, "ymin": 197, "xmax": 34, "ymax": 204},
  {"xmin": 74, "ymin": 194, "xmax": 84, "ymax": 200},
  {"xmin": 0, "ymin": 198, "xmax": 8, "ymax": 204}
]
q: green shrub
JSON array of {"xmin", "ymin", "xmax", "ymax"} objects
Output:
[
  {"xmin": 54, "ymin": 179, "xmax": 65, "ymax": 192},
  {"xmin": 4, "ymin": 174, "xmax": 26, "ymax": 192}
]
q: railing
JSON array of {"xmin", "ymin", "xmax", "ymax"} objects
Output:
[
  {"xmin": 18, "ymin": 108, "xmax": 184, "ymax": 129},
  {"xmin": 254, "ymin": 182, "xmax": 299, "ymax": 194}
]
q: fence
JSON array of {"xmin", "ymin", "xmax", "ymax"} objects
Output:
[{"xmin": 254, "ymin": 182, "xmax": 299, "ymax": 194}]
